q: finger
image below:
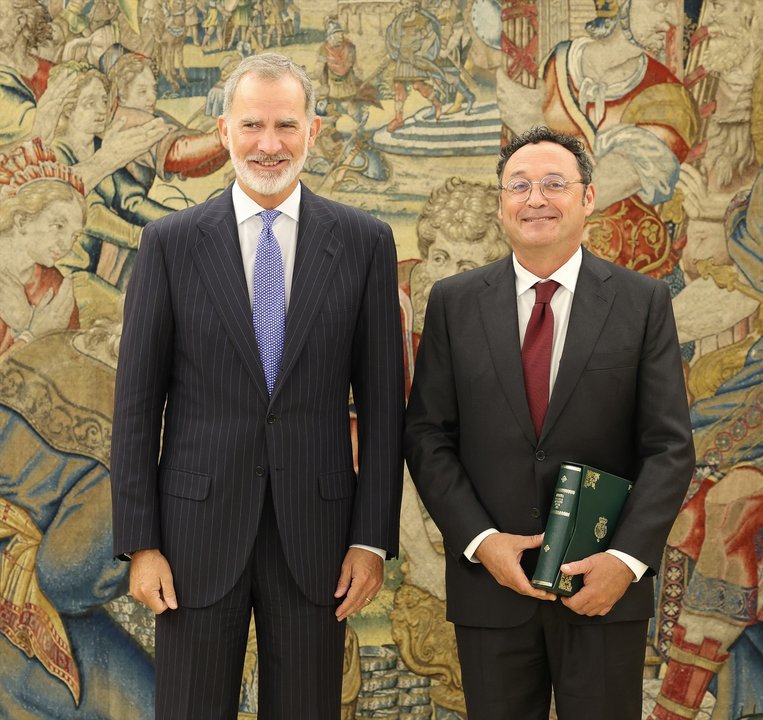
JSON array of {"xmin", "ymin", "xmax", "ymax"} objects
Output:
[
  {"xmin": 336, "ymin": 579, "xmax": 364, "ymax": 619},
  {"xmin": 335, "ymin": 574, "xmax": 371, "ymax": 621},
  {"xmin": 148, "ymin": 591, "xmax": 170, "ymax": 614},
  {"xmin": 512, "ymin": 574, "xmax": 557, "ymax": 601},
  {"xmin": 160, "ymin": 569, "xmax": 178, "ymax": 610},
  {"xmin": 520, "ymin": 533, "xmax": 545, "ymax": 550},
  {"xmin": 333, "ymin": 561, "xmax": 352, "ymax": 599},
  {"xmin": 335, "ymin": 590, "xmax": 364, "ymax": 621},
  {"xmin": 560, "ymin": 558, "xmax": 590, "ymax": 577},
  {"xmin": 131, "ymin": 577, "xmax": 168, "ymax": 614},
  {"xmin": 679, "ymin": 163, "xmax": 703, "ymax": 186},
  {"xmin": 37, "ymin": 289, "xmax": 55, "ymax": 308},
  {"xmin": 106, "ymin": 117, "xmax": 128, "ymax": 136},
  {"xmin": 561, "ymin": 593, "xmax": 590, "ymax": 615}
]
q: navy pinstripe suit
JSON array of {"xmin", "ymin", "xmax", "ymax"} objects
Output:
[{"xmin": 111, "ymin": 182, "xmax": 404, "ymax": 717}]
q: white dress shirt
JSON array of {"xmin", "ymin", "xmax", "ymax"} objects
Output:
[
  {"xmin": 464, "ymin": 248, "xmax": 647, "ymax": 581},
  {"xmin": 231, "ymin": 181, "xmax": 386, "ymax": 561}
]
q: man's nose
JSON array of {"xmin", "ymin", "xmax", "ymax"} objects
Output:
[
  {"xmin": 526, "ymin": 183, "xmax": 548, "ymax": 207},
  {"xmin": 258, "ymin": 127, "xmax": 282, "ymax": 155}
]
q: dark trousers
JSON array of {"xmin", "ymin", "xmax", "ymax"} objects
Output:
[
  {"xmin": 155, "ymin": 486, "xmax": 346, "ymax": 720},
  {"xmin": 456, "ymin": 601, "xmax": 647, "ymax": 720}
]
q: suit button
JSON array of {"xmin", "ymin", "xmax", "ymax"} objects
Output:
[
  {"xmin": 266, "ymin": 414, "xmax": 277, "ymax": 424},
  {"xmin": 255, "ymin": 466, "xmax": 265, "ymax": 477},
  {"xmin": 530, "ymin": 507, "xmax": 541, "ymax": 519},
  {"xmin": 535, "ymin": 450, "xmax": 546, "ymax": 461}
]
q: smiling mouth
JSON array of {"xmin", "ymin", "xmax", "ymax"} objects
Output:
[
  {"xmin": 522, "ymin": 216, "xmax": 557, "ymax": 223},
  {"xmin": 249, "ymin": 158, "xmax": 289, "ymax": 169}
]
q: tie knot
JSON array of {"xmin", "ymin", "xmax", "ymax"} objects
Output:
[
  {"xmin": 259, "ymin": 209, "xmax": 281, "ymax": 231},
  {"xmin": 533, "ymin": 280, "xmax": 559, "ymax": 305}
]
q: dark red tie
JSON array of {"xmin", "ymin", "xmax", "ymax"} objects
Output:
[{"xmin": 522, "ymin": 280, "xmax": 560, "ymax": 438}]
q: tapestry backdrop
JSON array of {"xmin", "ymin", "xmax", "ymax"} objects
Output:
[{"xmin": 0, "ymin": 0, "xmax": 761, "ymax": 718}]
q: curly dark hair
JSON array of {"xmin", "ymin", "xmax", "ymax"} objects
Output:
[{"xmin": 496, "ymin": 126, "xmax": 593, "ymax": 186}]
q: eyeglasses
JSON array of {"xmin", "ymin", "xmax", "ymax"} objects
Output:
[{"xmin": 498, "ymin": 175, "xmax": 586, "ymax": 202}]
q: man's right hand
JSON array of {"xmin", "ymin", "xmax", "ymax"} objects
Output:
[
  {"xmin": 474, "ymin": 532, "xmax": 557, "ymax": 601},
  {"xmin": 129, "ymin": 549, "xmax": 178, "ymax": 614}
]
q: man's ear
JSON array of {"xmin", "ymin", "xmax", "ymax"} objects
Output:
[
  {"xmin": 217, "ymin": 115, "xmax": 230, "ymax": 150},
  {"xmin": 308, "ymin": 116, "xmax": 321, "ymax": 148},
  {"xmin": 583, "ymin": 182, "xmax": 596, "ymax": 215}
]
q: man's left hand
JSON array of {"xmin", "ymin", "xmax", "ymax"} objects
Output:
[
  {"xmin": 334, "ymin": 547, "xmax": 383, "ymax": 622},
  {"xmin": 559, "ymin": 552, "xmax": 634, "ymax": 616}
]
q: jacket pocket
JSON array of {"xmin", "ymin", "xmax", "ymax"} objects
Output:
[
  {"xmin": 586, "ymin": 350, "xmax": 638, "ymax": 370},
  {"xmin": 318, "ymin": 469, "xmax": 357, "ymax": 500},
  {"xmin": 161, "ymin": 468, "xmax": 211, "ymax": 501}
]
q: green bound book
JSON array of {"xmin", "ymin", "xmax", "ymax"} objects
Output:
[{"xmin": 531, "ymin": 462, "xmax": 633, "ymax": 596}]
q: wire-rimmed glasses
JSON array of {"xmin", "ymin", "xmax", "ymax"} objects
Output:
[{"xmin": 499, "ymin": 175, "xmax": 586, "ymax": 202}]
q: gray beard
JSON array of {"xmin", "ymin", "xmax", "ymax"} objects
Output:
[
  {"xmin": 231, "ymin": 152, "xmax": 306, "ymax": 198},
  {"xmin": 703, "ymin": 35, "xmax": 753, "ymax": 75}
]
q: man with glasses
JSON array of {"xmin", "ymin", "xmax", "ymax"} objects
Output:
[{"xmin": 404, "ymin": 126, "xmax": 694, "ymax": 719}]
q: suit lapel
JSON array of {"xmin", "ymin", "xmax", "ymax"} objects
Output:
[
  {"xmin": 478, "ymin": 258, "xmax": 538, "ymax": 446},
  {"xmin": 541, "ymin": 249, "xmax": 615, "ymax": 440},
  {"xmin": 192, "ymin": 187, "xmax": 270, "ymax": 402},
  {"xmin": 270, "ymin": 184, "xmax": 343, "ymax": 402}
]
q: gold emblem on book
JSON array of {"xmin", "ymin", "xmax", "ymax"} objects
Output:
[
  {"xmin": 583, "ymin": 470, "xmax": 600, "ymax": 489},
  {"xmin": 561, "ymin": 474, "xmax": 568, "ymax": 484},
  {"xmin": 559, "ymin": 574, "xmax": 573, "ymax": 592},
  {"xmin": 543, "ymin": 544, "xmax": 550, "ymax": 552},
  {"xmin": 594, "ymin": 516, "xmax": 608, "ymax": 542}
]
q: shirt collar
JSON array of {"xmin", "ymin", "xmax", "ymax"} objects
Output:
[
  {"xmin": 231, "ymin": 180, "xmax": 302, "ymax": 225},
  {"xmin": 513, "ymin": 246, "xmax": 583, "ymax": 296}
]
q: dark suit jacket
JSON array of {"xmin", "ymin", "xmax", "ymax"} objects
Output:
[
  {"xmin": 111, "ymin": 183, "xmax": 404, "ymax": 609},
  {"xmin": 404, "ymin": 248, "xmax": 694, "ymax": 628}
]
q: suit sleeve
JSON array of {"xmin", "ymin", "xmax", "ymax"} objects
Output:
[
  {"xmin": 349, "ymin": 223, "xmax": 405, "ymax": 558},
  {"xmin": 610, "ymin": 279, "xmax": 695, "ymax": 573},
  {"xmin": 110, "ymin": 222, "xmax": 174, "ymax": 558},
  {"xmin": 404, "ymin": 282, "xmax": 496, "ymax": 557}
]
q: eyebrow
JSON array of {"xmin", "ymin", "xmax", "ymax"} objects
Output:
[
  {"xmin": 238, "ymin": 116, "xmax": 300, "ymax": 125},
  {"xmin": 507, "ymin": 169, "xmax": 565, "ymax": 178}
]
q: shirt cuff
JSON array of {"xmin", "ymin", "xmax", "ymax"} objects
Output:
[
  {"xmin": 606, "ymin": 549, "xmax": 648, "ymax": 581},
  {"xmin": 350, "ymin": 544, "xmax": 386, "ymax": 560},
  {"xmin": 464, "ymin": 528, "xmax": 499, "ymax": 563}
]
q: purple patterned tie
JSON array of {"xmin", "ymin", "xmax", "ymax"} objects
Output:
[{"xmin": 252, "ymin": 209, "xmax": 284, "ymax": 395}]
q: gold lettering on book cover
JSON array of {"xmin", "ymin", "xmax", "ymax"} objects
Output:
[
  {"xmin": 559, "ymin": 574, "xmax": 573, "ymax": 593},
  {"xmin": 584, "ymin": 470, "xmax": 600, "ymax": 489},
  {"xmin": 595, "ymin": 517, "xmax": 609, "ymax": 543}
]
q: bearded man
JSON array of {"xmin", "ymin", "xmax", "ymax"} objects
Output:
[
  {"xmin": 699, "ymin": 0, "xmax": 761, "ymax": 193},
  {"xmin": 110, "ymin": 52, "xmax": 404, "ymax": 720}
]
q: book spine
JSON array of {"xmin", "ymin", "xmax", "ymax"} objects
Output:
[{"xmin": 531, "ymin": 463, "xmax": 582, "ymax": 590}]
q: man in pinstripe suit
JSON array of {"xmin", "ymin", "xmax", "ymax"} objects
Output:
[{"xmin": 110, "ymin": 53, "xmax": 404, "ymax": 719}]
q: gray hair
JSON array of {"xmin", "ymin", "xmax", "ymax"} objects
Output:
[{"xmin": 222, "ymin": 53, "xmax": 316, "ymax": 123}]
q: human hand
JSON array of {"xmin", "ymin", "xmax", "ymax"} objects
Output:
[
  {"xmin": 28, "ymin": 278, "xmax": 75, "ymax": 338},
  {"xmin": 559, "ymin": 552, "xmax": 634, "ymax": 616},
  {"xmin": 334, "ymin": 547, "xmax": 383, "ymax": 622},
  {"xmin": 129, "ymin": 549, "xmax": 178, "ymax": 614},
  {"xmin": 474, "ymin": 532, "xmax": 556, "ymax": 601},
  {"xmin": 99, "ymin": 116, "xmax": 173, "ymax": 170},
  {"xmin": 676, "ymin": 163, "xmax": 732, "ymax": 221},
  {"xmin": 32, "ymin": 65, "xmax": 79, "ymax": 143},
  {"xmin": 0, "ymin": 271, "xmax": 33, "ymax": 333}
]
